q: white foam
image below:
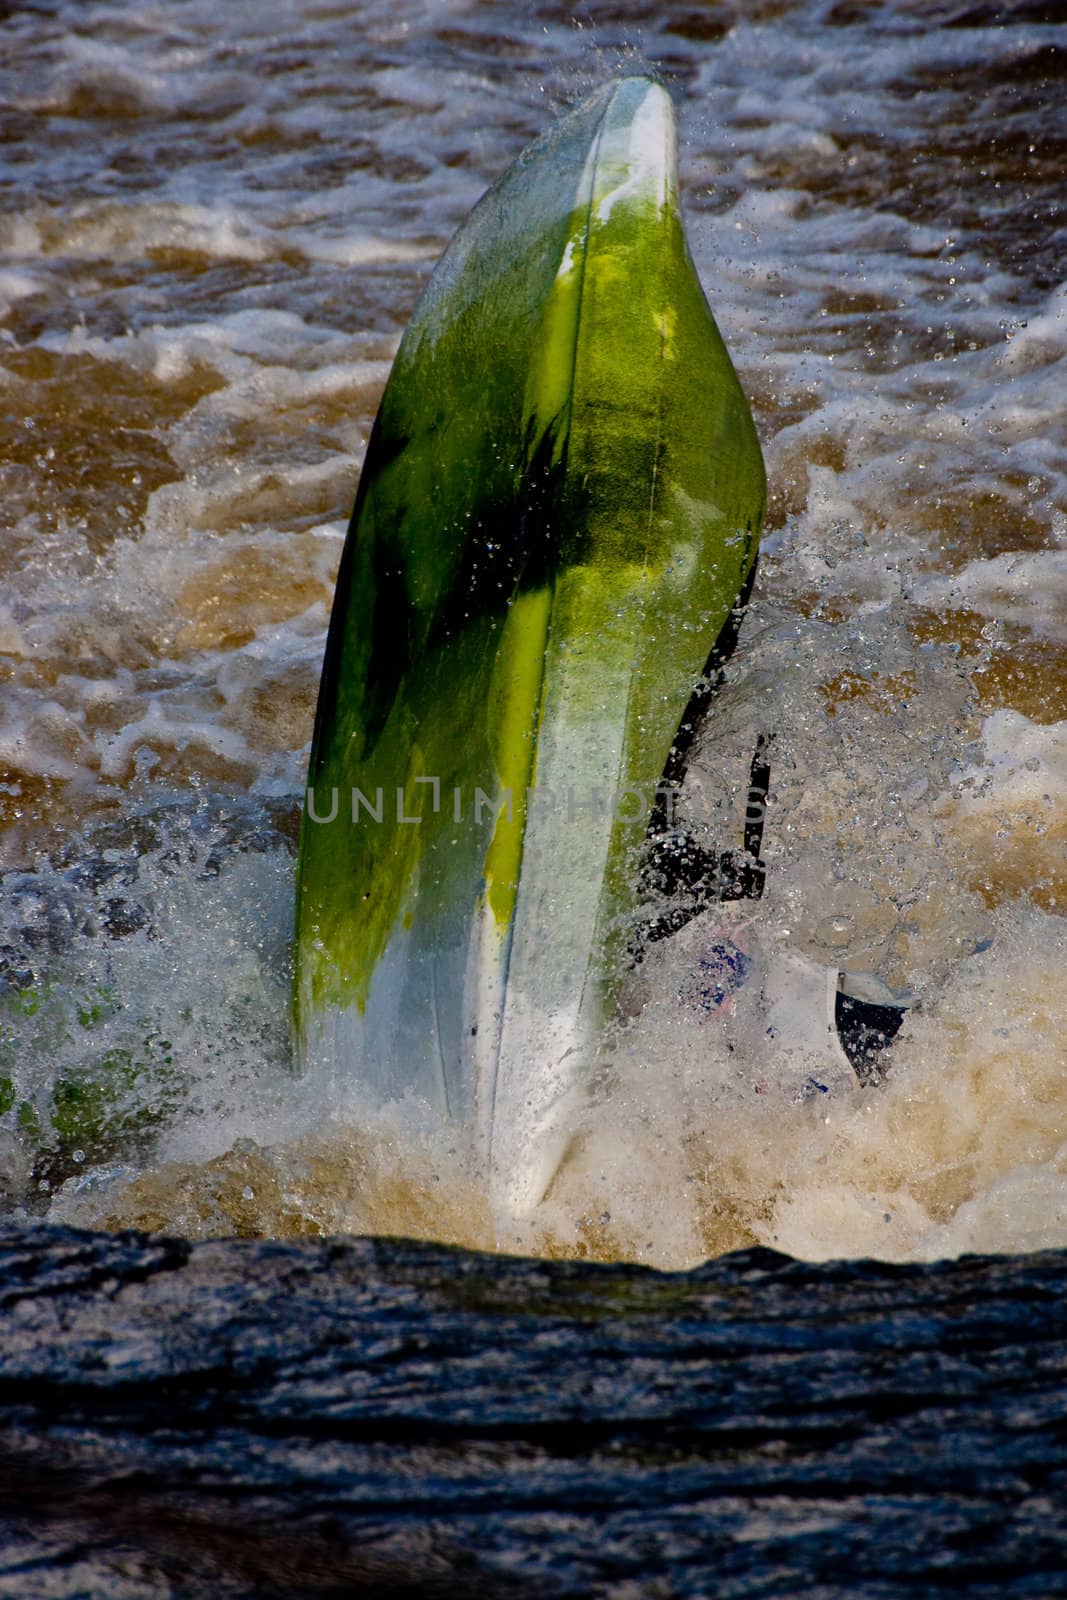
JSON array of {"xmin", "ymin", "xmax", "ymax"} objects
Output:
[
  {"xmin": 953, "ymin": 710, "xmax": 1067, "ymax": 818},
  {"xmin": 915, "ymin": 551, "xmax": 1067, "ymax": 640},
  {"xmin": 0, "ymin": 268, "xmax": 45, "ymax": 323}
]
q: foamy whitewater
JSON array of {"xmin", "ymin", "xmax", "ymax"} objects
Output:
[{"xmin": 0, "ymin": 0, "xmax": 1064, "ymax": 1267}]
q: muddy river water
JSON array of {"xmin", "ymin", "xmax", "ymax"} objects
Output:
[{"xmin": 2, "ymin": 0, "xmax": 1064, "ymax": 1264}]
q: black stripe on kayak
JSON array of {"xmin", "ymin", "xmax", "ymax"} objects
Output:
[{"xmin": 637, "ymin": 559, "xmax": 766, "ymax": 949}]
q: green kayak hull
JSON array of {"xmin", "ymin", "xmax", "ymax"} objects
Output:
[{"xmin": 294, "ymin": 76, "xmax": 766, "ymax": 1215}]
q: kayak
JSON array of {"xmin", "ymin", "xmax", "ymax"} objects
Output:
[{"xmin": 294, "ymin": 76, "xmax": 766, "ymax": 1216}]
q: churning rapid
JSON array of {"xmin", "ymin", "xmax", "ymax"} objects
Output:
[{"xmin": 0, "ymin": 0, "xmax": 1064, "ymax": 1267}]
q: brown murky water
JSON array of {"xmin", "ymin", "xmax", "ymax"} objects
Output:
[{"xmin": 0, "ymin": 0, "xmax": 1065, "ymax": 1267}]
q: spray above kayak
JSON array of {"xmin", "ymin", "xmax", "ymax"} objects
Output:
[{"xmin": 294, "ymin": 76, "xmax": 767, "ymax": 1215}]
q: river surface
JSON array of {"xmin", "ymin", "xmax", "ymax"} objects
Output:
[{"xmin": 1, "ymin": 2, "xmax": 1065, "ymax": 1261}]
